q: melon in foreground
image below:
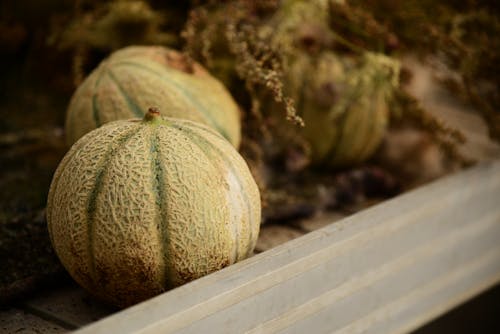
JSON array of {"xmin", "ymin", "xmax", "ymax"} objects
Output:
[
  {"xmin": 65, "ymin": 45, "xmax": 241, "ymax": 147},
  {"xmin": 47, "ymin": 108, "xmax": 260, "ymax": 307}
]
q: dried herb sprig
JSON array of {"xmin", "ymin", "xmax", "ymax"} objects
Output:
[
  {"xmin": 182, "ymin": 0, "xmax": 303, "ymax": 126},
  {"xmin": 392, "ymin": 89, "xmax": 472, "ymax": 165}
]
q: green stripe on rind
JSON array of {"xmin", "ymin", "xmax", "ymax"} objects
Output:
[
  {"xmin": 85, "ymin": 127, "xmax": 143, "ymax": 283},
  {"xmin": 357, "ymin": 90, "xmax": 386, "ymax": 160},
  {"xmin": 66, "ymin": 76, "xmax": 93, "ymax": 144},
  {"xmin": 335, "ymin": 97, "xmax": 369, "ymax": 165},
  {"xmin": 107, "ymin": 70, "xmax": 144, "ymax": 118},
  {"xmin": 92, "ymin": 67, "xmax": 108, "ymax": 127},
  {"xmin": 150, "ymin": 128, "xmax": 173, "ymax": 288},
  {"xmin": 353, "ymin": 89, "xmax": 378, "ymax": 163},
  {"xmin": 171, "ymin": 124, "xmax": 255, "ymax": 260},
  {"xmin": 47, "ymin": 135, "xmax": 95, "ymax": 249},
  {"xmin": 323, "ymin": 90, "xmax": 361, "ymax": 165},
  {"xmin": 113, "ymin": 60, "xmax": 232, "ymax": 142}
]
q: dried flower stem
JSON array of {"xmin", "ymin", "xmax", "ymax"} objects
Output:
[{"xmin": 182, "ymin": 1, "xmax": 304, "ymax": 127}]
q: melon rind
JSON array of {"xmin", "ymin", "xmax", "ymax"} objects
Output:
[
  {"xmin": 48, "ymin": 114, "xmax": 260, "ymax": 307},
  {"xmin": 65, "ymin": 46, "xmax": 241, "ymax": 148}
]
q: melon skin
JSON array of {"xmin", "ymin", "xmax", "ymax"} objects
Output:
[
  {"xmin": 65, "ymin": 45, "xmax": 241, "ymax": 148},
  {"xmin": 47, "ymin": 111, "xmax": 260, "ymax": 307}
]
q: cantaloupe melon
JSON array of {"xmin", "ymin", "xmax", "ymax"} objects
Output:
[
  {"xmin": 65, "ymin": 46, "xmax": 241, "ymax": 147},
  {"xmin": 284, "ymin": 52, "xmax": 399, "ymax": 167},
  {"xmin": 257, "ymin": 1, "xmax": 400, "ymax": 167},
  {"xmin": 47, "ymin": 108, "xmax": 260, "ymax": 307}
]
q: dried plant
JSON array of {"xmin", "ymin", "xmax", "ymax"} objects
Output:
[
  {"xmin": 50, "ymin": 0, "xmax": 178, "ymax": 85},
  {"xmin": 182, "ymin": 0, "xmax": 302, "ymax": 128},
  {"xmin": 348, "ymin": 0, "xmax": 500, "ymax": 142}
]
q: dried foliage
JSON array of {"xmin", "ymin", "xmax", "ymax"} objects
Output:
[
  {"xmin": 348, "ymin": 0, "xmax": 500, "ymax": 141},
  {"xmin": 183, "ymin": 0, "xmax": 468, "ymax": 167},
  {"xmin": 49, "ymin": 0, "xmax": 182, "ymax": 85},
  {"xmin": 183, "ymin": 0, "xmax": 302, "ymax": 128},
  {"xmin": 391, "ymin": 90, "xmax": 472, "ymax": 166},
  {"xmin": 328, "ymin": 1, "xmax": 398, "ymax": 54}
]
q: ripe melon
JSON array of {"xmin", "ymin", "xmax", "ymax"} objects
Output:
[
  {"xmin": 47, "ymin": 108, "xmax": 260, "ymax": 307},
  {"xmin": 65, "ymin": 46, "xmax": 241, "ymax": 147}
]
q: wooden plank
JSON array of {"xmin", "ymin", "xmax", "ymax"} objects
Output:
[
  {"xmin": 262, "ymin": 210, "xmax": 500, "ymax": 334},
  {"xmin": 22, "ymin": 282, "xmax": 115, "ymax": 329},
  {"xmin": 72, "ymin": 160, "xmax": 500, "ymax": 334},
  {"xmin": 0, "ymin": 308, "xmax": 66, "ymax": 333}
]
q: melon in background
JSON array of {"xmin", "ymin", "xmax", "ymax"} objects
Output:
[{"xmin": 65, "ymin": 46, "xmax": 242, "ymax": 147}]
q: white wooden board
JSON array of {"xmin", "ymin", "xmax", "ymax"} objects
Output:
[{"xmin": 0, "ymin": 308, "xmax": 66, "ymax": 334}]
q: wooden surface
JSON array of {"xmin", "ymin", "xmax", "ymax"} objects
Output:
[
  {"xmin": 22, "ymin": 284, "xmax": 116, "ymax": 329},
  {"xmin": 0, "ymin": 309, "xmax": 66, "ymax": 334},
  {"xmin": 67, "ymin": 160, "xmax": 500, "ymax": 334}
]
